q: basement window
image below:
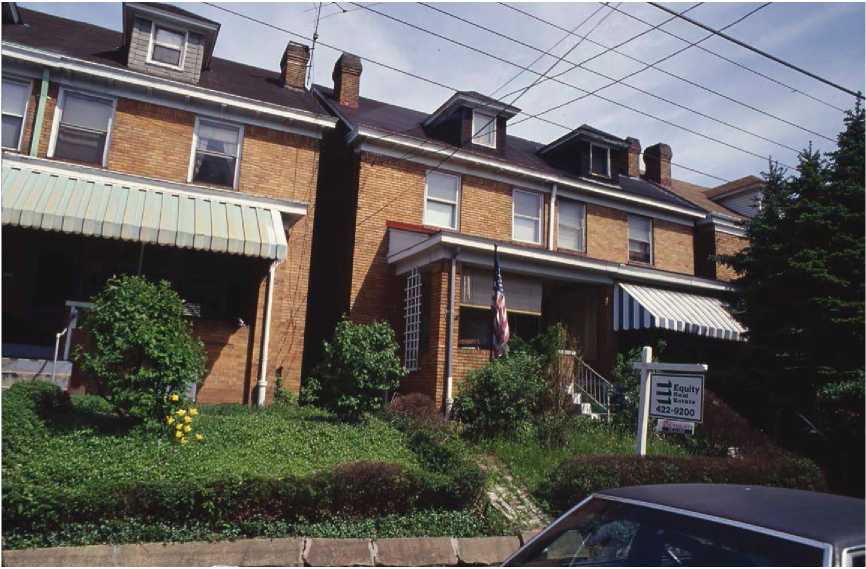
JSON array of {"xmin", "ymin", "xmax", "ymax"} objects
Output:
[
  {"xmin": 190, "ymin": 118, "xmax": 243, "ymax": 189},
  {"xmin": 1, "ymin": 78, "xmax": 30, "ymax": 150},
  {"xmin": 148, "ymin": 24, "xmax": 187, "ymax": 68}
]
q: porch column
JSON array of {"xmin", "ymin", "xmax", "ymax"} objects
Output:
[{"xmin": 256, "ymin": 261, "xmax": 278, "ymax": 407}]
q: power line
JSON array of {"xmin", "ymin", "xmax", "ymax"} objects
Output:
[
  {"xmin": 202, "ymin": 2, "xmax": 733, "ymax": 183},
  {"xmin": 499, "ymin": 3, "xmax": 838, "ymax": 141},
  {"xmin": 602, "ymin": 3, "xmax": 847, "ymax": 113},
  {"xmin": 350, "ymin": 2, "xmax": 797, "ymax": 169},
  {"xmin": 422, "ymin": 2, "xmax": 806, "ymax": 153},
  {"xmin": 306, "ymin": 2, "xmax": 323, "ymax": 88},
  {"xmin": 649, "ymin": 2, "xmax": 864, "ymax": 101}
]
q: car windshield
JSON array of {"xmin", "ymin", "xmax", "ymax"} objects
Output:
[{"xmin": 505, "ymin": 497, "xmax": 826, "ymax": 566}]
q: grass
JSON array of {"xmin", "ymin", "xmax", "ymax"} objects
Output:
[
  {"xmin": 3, "ymin": 395, "xmax": 420, "ymax": 493},
  {"xmin": 477, "ymin": 417, "xmax": 690, "ymax": 495}
]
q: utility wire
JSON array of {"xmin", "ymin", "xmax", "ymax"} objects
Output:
[
  {"xmin": 306, "ymin": 2, "xmax": 323, "ymax": 88},
  {"xmin": 649, "ymin": 2, "xmax": 863, "ymax": 100},
  {"xmin": 602, "ymin": 3, "xmax": 847, "ymax": 113},
  {"xmin": 499, "ymin": 3, "xmax": 838, "ymax": 140},
  {"xmin": 203, "ymin": 2, "xmax": 733, "ymax": 183},
  {"xmin": 351, "ymin": 2, "xmax": 796, "ymax": 168},
  {"xmin": 422, "ymin": 2, "xmax": 806, "ymax": 152}
]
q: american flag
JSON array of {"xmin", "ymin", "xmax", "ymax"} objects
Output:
[{"xmin": 491, "ymin": 244, "xmax": 510, "ymax": 358}]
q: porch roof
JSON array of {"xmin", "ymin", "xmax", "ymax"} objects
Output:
[
  {"xmin": 614, "ymin": 283, "xmax": 746, "ymax": 342},
  {"xmin": 1, "ymin": 155, "xmax": 303, "ymax": 261}
]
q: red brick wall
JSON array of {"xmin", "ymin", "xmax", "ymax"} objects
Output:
[
  {"xmin": 586, "ymin": 203, "xmax": 628, "ymax": 263},
  {"xmin": 714, "ymin": 231, "xmax": 748, "ymax": 282},
  {"xmin": 654, "ymin": 219, "xmax": 695, "ymax": 275}
]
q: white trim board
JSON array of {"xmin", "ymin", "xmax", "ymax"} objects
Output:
[{"xmin": 2, "ymin": 42, "xmax": 337, "ymax": 131}]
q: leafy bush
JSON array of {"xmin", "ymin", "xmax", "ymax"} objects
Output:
[
  {"xmin": 1, "ymin": 382, "xmax": 70, "ymax": 456},
  {"xmin": 74, "ymin": 275, "xmax": 206, "ymax": 428},
  {"xmin": 305, "ymin": 318, "xmax": 406, "ymax": 421},
  {"xmin": 387, "ymin": 393, "xmax": 449, "ymax": 431},
  {"xmin": 541, "ymin": 454, "xmax": 827, "ymax": 514},
  {"xmin": 452, "ymin": 351, "xmax": 544, "ymax": 439}
]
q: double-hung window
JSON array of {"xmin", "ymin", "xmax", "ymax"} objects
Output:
[
  {"xmin": 190, "ymin": 118, "xmax": 243, "ymax": 188},
  {"xmin": 148, "ymin": 24, "xmax": 186, "ymax": 68},
  {"xmin": 590, "ymin": 144, "xmax": 610, "ymax": 177},
  {"xmin": 513, "ymin": 189, "xmax": 542, "ymax": 244},
  {"xmin": 2, "ymin": 78, "xmax": 30, "ymax": 150},
  {"xmin": 424, "ymin": 170, "xmax": 460, "ymax": 229},
  {"xmin": 558, "ymin": 199, "xmax": 586, "ymax": 253},
  {"xmin": 628, "ymin": 214, "xmax": 653, "ymax": 264},
  {"xmin": 471, "ymin": 110, "xmax": 496, "ymax": 148},
  {"xmin": 50, "ymin": 90, "xmax": 115, "ymax": 166}
]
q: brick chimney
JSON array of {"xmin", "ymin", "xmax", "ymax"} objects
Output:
[
  {"xmin": 332, "ymin": 53, "xmax": 363, "ymax": 108},
  {"xmin": 626, "ymin": 137, "xmax": 641, "ymax": 178},
  {"xmin": 643, "ymin": 142, "xmax": 672, "ymax": 187},
  {"xmin": 280, "ymin": 42, "xmax": 309, "ymax": 90}
]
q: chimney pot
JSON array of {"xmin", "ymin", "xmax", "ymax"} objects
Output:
[
  {"xmin": 643, "ymin": 142, "xmax": 672, "ymax": 187},
  {"xmin": 280, "ymin": 42, "xmax": 309, "ymax": 90},
  {"xmin": 626, "ymin": 137, "xmax": 641, "ymax": 178},
  {"xmin": 332, "ymin": 52, "xmax": 363, "ymax": 108}
]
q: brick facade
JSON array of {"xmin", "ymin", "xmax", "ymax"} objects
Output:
[{"xmin": 714, "ymin": 231, "xmax": 748, "ymax": 282}]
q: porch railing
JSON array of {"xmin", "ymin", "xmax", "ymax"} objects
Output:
[{"xmin": 574, "ymin": 359, "xmax": 614, "ymax": 421}]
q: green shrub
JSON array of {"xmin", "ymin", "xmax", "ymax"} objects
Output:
[
  {"xmin": 74, "ymin": 275, "xmax": 206, "ymax": 428},
  {"xmin": 452, "ymin": 351, "xmax": 544, "ymax": 439},
  {"xmin": 540, "ymin": 454, "xmax": 827, "ymax": 514},
  {"xmin": 305, "ymin": 318, "xmax": 406, "ymax": 421},
  {"xmin": 1, "ymin": 382, "xmax": 70, "ymax": 456}
]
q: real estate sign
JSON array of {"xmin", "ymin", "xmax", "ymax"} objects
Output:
[{"xmin": 650, "ymin": 373, "xmax": 704, "ymax": 423}]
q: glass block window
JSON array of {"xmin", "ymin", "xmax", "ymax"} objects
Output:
[{"xmin": 403, "ymin": 268, "xmax": 422, "ymax": 371}]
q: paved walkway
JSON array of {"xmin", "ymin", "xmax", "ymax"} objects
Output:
[{"xmin": 477, "ymin": 455, "xmax": 552, "ymax": 530}]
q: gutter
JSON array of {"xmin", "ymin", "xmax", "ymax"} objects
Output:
[{"xmin": 256, "ymin": 261, "xmax": 278, "ymax": 407}]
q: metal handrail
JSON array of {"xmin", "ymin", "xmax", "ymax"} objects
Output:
[
  {"xmin": 51, "ymin": 327, "xmax": 69, "ymax": 383},
  {"xmin": 574, "ymin": 358, "xmax": 614, "ymax": 421}
]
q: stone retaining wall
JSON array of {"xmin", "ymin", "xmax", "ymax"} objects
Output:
[{"xmin": 2, "ymin": 532, "xmax": 542, "ymax": 567}]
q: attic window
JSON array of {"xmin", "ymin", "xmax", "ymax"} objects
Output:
[
  {"xmin": 148, "ymin": 24, "xmax": 186, "ymax": 68},
  {"xmin": 471, "ymin": 110, "xmax": 497, "ymax": 148},
  {"xmin": 590, "ymin": 144, "xmax": 610, "ymax": 177}
]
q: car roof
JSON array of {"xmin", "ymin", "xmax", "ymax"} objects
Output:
[{"xmin": 596, "ymin": 484, "xmax": 865, "ymax": 551}]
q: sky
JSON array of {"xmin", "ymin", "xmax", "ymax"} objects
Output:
[{"xmin": 16, "ymin": 1, "xmax": 866, "ymax": 186}]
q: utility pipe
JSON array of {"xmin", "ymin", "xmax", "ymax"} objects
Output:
[
  {"xmin": 256, "ymin": 262, "xmax": 277, "ymax": 407},
  {"xmin": 29, "ymin": 69, "xmax": 50, "ymax": 157},
  {"xmin": 443, "ymin": 252, "xmax": 457, "ymax": 417},
  {"xmin": 548, "ymin": 184, "xmax": 558, "ymax": 251}
]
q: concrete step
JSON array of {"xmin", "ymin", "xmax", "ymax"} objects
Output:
[{"xmin": 2, "ymin": 357, "xmax": 71, "ymax": 390}]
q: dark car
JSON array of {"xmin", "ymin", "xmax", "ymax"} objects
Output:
[{"xmin": 504, "ymin": 484, "xmax": 864, "ymax": 566}]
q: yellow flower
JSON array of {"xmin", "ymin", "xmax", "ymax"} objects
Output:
[
  {"xmin": 176, "ymin": 409, "xmax": 186, "ymax": 417},
  {"xmin": 195, "ymin": 433, "xmax": 204, "ymax": 441},
  {"xmin": 189, "ymin": 408, "xmax": 199, "ymax": 417},
  {"xmin": 175, "ymin": 430, "xmax": 183, "ymax": 439},
  {"xmin": 183, "ymin": 415, "xmax": 192, "ymax": 424},
  {"xmin": 165, "ymin": 416, "xmax": 175, "ymax": 425},
  {"xmin": 183, "ymin": 425, "xmax": 192, "ymax": 433},
  {"xmin": 180, "ymin": 437, "xmax": 189, "ymax": 444},
  {"xmin": 169, "ymin": 393, "xmax": 180, "ymax": 402},
  {"xmin": 176, "ymin": 423, "xmax": 183, "ymax": 431}
]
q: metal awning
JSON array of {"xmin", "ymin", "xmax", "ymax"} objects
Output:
[
  {"xmin": 1, "ymin": 157, "xmax": 304, "ymax": 260},
  {"xmin": 614, "ymin": 283, "xmax": 746, "ymax": 342}
]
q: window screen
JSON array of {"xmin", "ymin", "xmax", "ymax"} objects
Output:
[
  {"xmin": 472, "ymin": 110, "xmax": 496, "ymax": 148},
  {"xmin": 558, "ymin": 199, "xmax": 586, "ymax": 252},
  {"xmin": 628, "ymin": 215, "xmax": 652, "ymax": 264},
  {"xmin": 193, "ymin": 119, "xmax": 241, "ymax": 188},
  {"xmin": 425, "ymin": 171, "xmax": 460, "ymax": 229},
  {"xmin": 53, "ymin": 91, "xmax": 113, "ymax": 165},
  {"xmin": 2, "ymin": 79, "xmax": 29, "ymax": 149},
  {"xmin": 151, "ymin": 25, "xmax": 185, "ymax": 67}
]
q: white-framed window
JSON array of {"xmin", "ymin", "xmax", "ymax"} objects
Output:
[
  {"xmin": 628, "ymin": 214, "xmax": 653, "ymax": 264},
  {"xmin": 471, "ymin": 109, "xmax": 497, "ymax": 148},
  {"xmin": 147, "ymin": 23, "xmax": 187, "ymax": 69},
  {"xmin": 189, "ymin": 117, "xmax": 244, "ymax": 189},
  {"xmin": 590, "ymin": 143, "xmax": 610, "ymax": 177},
  {"xmin": 403, "ymin": 268, "xmax": 422, "ymax": 371},
  {"xmin": 2, "ymin": 78, "xmax": 31, "ymax": 150},
  {"xmin": 558, "ymin": 199, "xmax": 586, "ymax": 253},
  {"xmin": 424, "ymin": 170, "xmax": 460, "ymax": 229},
  {"xmin": 512, "ymin": 189, "xmax": 542, "ymax": 244},
  {"xmin": 48, "ymin": 88, "xmax": 116, "ymax": 167}
]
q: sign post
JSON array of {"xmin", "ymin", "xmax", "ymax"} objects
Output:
[{"xmin": 633, "ymin": 346, "xmax": 707, "ymax": 456}]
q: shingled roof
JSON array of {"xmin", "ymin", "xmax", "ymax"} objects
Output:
[
  {"xmin": 3, "ymin": 7, "xmax": 328, "ymax": 117},
  {"xmin": 706, "ymin": 175, "xmax": 763, "ymax": 199}
]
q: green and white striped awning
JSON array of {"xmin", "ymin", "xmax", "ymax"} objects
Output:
[{"xmin": 1, "ymin": 157, "xmax": 304, "ymax": 260}]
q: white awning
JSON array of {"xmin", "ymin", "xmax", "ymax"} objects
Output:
[{"xmin": 614, "ymin": 283, "xmax": 746, "ymax": 342}]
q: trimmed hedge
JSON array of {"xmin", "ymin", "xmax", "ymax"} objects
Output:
[{"xmin": 541, "ymin": 454, "xmax": 827, "ymax": 514}]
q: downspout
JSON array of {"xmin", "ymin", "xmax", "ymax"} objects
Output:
[
  {"xmin": 444, "ymin": 251, "xmax": 457, "ymax": 417},
  {"xmin": 29, "ymin": 69, "xmax": 50, "ymax": 157},
  {"xmin": 547, "ymin": 184, "xmax": 557, "ymax": 251},
  {"xmin": 256, "ymin": 261, "xmax": 278, "ymax": 407}
]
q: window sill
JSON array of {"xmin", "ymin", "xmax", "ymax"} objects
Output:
[
  {"xmin": 627, "ymin": 260, "xmax": 654, "ymax": 268},
  {"xmin": 556, "ymin": 247, "xmax": 588, "ymax": 257}
]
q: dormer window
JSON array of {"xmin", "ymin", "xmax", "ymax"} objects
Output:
[
  {"xmin": 148, "ymin": 24, "xmax": 186, "ymax": 68},
  {"xmin": 590, "ymin": 144, "xmax": 610, "ymax": 177},
  {"xmin": 472, "ymin": 110, "xmax": 497, "ymax": 148}
]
